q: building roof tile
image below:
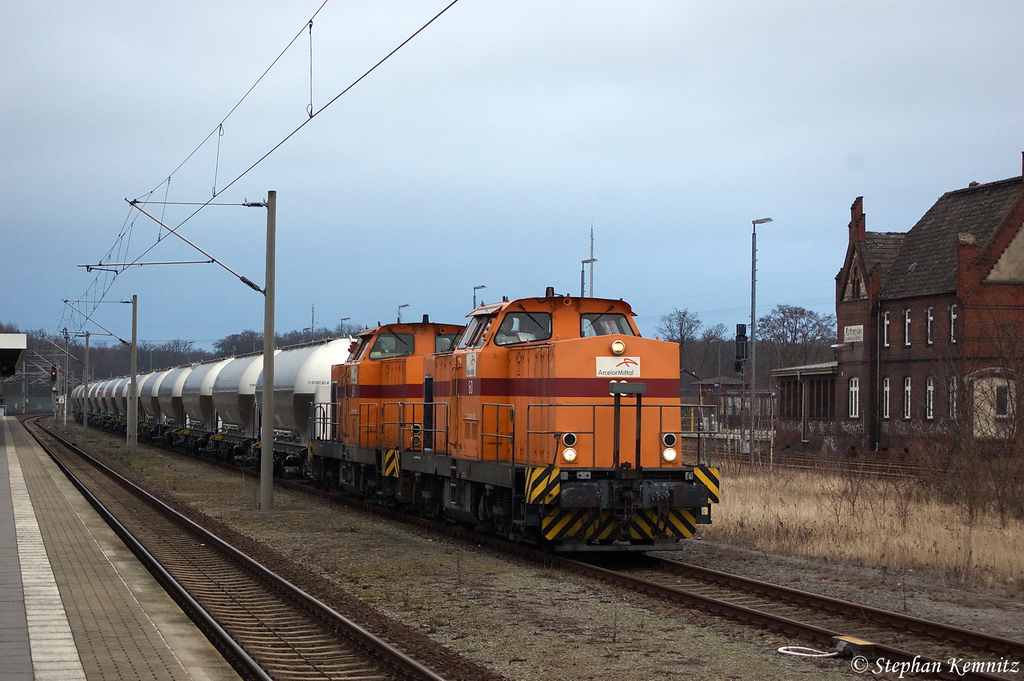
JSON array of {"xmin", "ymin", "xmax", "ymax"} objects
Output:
[
  {"xmin": 880, "ymin": 177, "xmax": 1023, "ymax": 300},
  {"xmin": 861, "ymin": 232, "xmax": 905, "ymax": 278}
]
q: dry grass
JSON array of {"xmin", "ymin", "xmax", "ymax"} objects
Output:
[{"xmin": 702, "ymin": 460, "xmax": 1024, "ymax": 594}]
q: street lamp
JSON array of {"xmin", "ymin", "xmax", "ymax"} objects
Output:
[
  {"xmin": 750, "ymin": 217, "xmax": 772, "ymax": 464},
  {"xmin": 398, "ymin": 304, "xmax": 409, "ymax": 323},
  {"xmin": 473, "ymin": 285, "xmax": 486, "ymax": 308}
]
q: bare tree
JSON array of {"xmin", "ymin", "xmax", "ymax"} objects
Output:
[
  {"xmin": 214, "ymin": 330, "xmax": 264, "ymax": 357},
  {"xmin": 757, "ymin": 304, "xmax": 837, "ymax": 373},
  {"xmin": 656, "ymin": 308, "xmax": 703, "ymax": 345},
  {"xmin": 695, "ymin": 323, "xmax": 728, "ymax": 380}
]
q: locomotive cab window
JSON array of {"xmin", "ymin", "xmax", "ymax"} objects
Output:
[
  {"xmin": 368, "ymin": 333, "xmax": 414, "ymax": 359},
  {"xmin": 457, "ymin": 315, "xmax": 495, "ymax": 350},
  {"xmin": 346, "ymin": 337, "xmax": 368, "ymax": 362},
  {"xmin": 581, "ymin": 313, "xmax": 635, "ymax": 337},
  {"xmin": 495, "ymin": 312, "xmax": 552, "ymax": 346},
  {"xmin": 435, "ymin": 333, "xmax": 460, "ymax": 353}
]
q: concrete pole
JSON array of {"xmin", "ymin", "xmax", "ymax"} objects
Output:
[
  {"xmin": 749, "ymin": 217, "xmax": 772, "ymax": 464},
  {"xmin": 260, "ymin": 191, "xmax": 276, "ymax": 511},
  {"xmin": 63, "ymin": 329, "xmax": 69, "ymax": 427},
  {"xmin": 83, "ymin": 333, "xmax": 90, "ymax": 430},
  {"xmin": 128, "ymin": 295, "xmax": 138, "ymax": 457}
]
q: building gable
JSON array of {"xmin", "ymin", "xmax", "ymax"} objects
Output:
[
  {"xmin": 841, "ymin": 249, "xmax": 867, "ymax": 301},
  {"xmin": 985, "ymin": 221, "xmax": 1024, "ymax": 283}
]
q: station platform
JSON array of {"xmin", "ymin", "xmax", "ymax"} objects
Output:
[{"xmin": 0, "ymin": 416, "xmax": 239, "ymax": 681}]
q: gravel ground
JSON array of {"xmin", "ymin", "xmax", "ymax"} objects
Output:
[{"xmin": 46, "ymin": 419, "xmax": 1023, "ymax": 680}]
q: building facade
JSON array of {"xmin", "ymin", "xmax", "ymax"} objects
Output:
[{"xmin": 775, "ymin": 174, "xmax": 1024, "ymax": 458}]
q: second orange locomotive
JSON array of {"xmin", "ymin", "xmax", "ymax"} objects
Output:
[{"xmin": 310, "ymin": 288, "xmax": 719, "ymax": 551}]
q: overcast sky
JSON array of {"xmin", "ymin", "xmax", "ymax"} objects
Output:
[{"xmin": 2, "ymin": 1, "xmax": 1022, "ymax": 349}]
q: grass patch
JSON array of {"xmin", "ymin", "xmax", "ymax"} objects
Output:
[{"xmin": 703, "ymin": 460, "xmax": 1024, "ymax": 594}]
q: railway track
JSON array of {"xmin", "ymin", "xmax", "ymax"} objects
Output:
[
  {"xmin": 274, "ymin": 472, "xmax": 1023, "ymax": 679},
  {"xmin": 52, "ymin": 417, "xmax": 1023, "ymax": 680},
  {"xmin": 278, "ymin": 478, "xmax": 1024, "ymax": 680},
  {"xmin": 577, "ymin": 554, "xmax": 1022, "ymax": 680},
  {"xmin": 26, "ymin": 418, "xmax": 451, "ymax": 681}
]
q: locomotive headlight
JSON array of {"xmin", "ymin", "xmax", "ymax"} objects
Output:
[
  {"xmin": 662, "ymin": 448, "xmax": 678, "ymax": 463},
  {"xmin": 561, "ymin": 447, "xmax": 578, "ymax": 463},
  {"xmin": 610, "ymin": 339, "xmax": 626, "ymax": 355}
]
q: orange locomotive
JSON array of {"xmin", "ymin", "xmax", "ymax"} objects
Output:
[{"xmin": 310, "ymin": 289, "xmax": 719, "ymax": 551}]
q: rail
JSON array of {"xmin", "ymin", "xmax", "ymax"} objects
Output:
[{"xmin": 29, "ymin": 417, "xmax": 451, "ymax": 681}]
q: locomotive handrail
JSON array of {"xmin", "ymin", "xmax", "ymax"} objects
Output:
[
  {"xmin": 309, "ymin": 402, "xmax": 335, "ymax": 441},
  {"xmin": 524, "ymin": 403, "xmax": 598, "ymax": 467},
  {"xmin": 379, "ymin": 401, "xmax": 450, "ymax": 452},
  {"xmin": 358, "ymin": 402, "xmax": 379, "ymax": 447}
]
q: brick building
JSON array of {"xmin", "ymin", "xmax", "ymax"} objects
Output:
[{"xmin": 775, "ymin": 174, "xmax": 1024, "ymax": 457}]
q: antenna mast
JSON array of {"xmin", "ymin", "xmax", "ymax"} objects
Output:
[{"xmin": 589, "ymin": 226, "xmax": 595, "ymax": 297}]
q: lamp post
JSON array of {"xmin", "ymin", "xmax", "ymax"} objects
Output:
[
  {"xmin": 749, "ymin": 217, "xmax": 772, "ymax": 464},
  {"xmin": 398, "ymin": 304, "xmax": 409, "ymax": 323},
  {"xmin": 473, "ymin": 285, "xmax": 486, "ymax": 308}
]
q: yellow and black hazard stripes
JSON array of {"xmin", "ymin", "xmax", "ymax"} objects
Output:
[
  {"xmin": 539, "ymin": 508, "xmax": 698, "ymax": 542},
  {"xmin": 694, "ymin": 466, "xmax": 720, "ymax": 503},
  {"xmin": 540, "ymin": 509, "xmax": 617, "ymax": 541},
  {"xmin": 383, "ymin": 448, "xmax": 401, "ymax": 478},
  {"xmin": 631, "ymin": 508, "xmax": 697, "ymax": 539},
  {"xmin": 526, "ymin": 466, "xmax": 560, "ymax": 504}
]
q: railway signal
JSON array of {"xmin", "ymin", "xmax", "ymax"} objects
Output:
[{"xmin": 734, "ymin": 324, "xmax": 747, "ymax": 373}]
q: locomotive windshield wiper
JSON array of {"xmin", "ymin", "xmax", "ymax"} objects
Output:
[{"xmin": 520, "ymin": 311, "xmax": 550, "ymax": 340}]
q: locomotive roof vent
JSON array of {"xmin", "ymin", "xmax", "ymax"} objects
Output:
[{"xmin": 422, "ymin": 314, "xmax": 429, "ymax": 323}]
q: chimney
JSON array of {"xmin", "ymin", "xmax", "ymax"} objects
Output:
[{"xmin": 849, "ymin": 196, "xmax": 866, "ymax": 243}]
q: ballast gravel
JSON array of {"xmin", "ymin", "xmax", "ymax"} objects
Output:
[{"xmin": 49, "ymin": 419, "xmax": 1022, "ymax": 680}]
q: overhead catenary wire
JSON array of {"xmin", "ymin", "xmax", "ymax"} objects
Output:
[
  {"xmin": 138, "ymin": 0, "xmax": 333, "ymax": 201},
  {"xmin": 123, "ymin": 0, "xmax": 461, "ymax": 270},
  {"xmin": 71, "ymin": 0, "xmax": 460, "ymax": 342}
]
